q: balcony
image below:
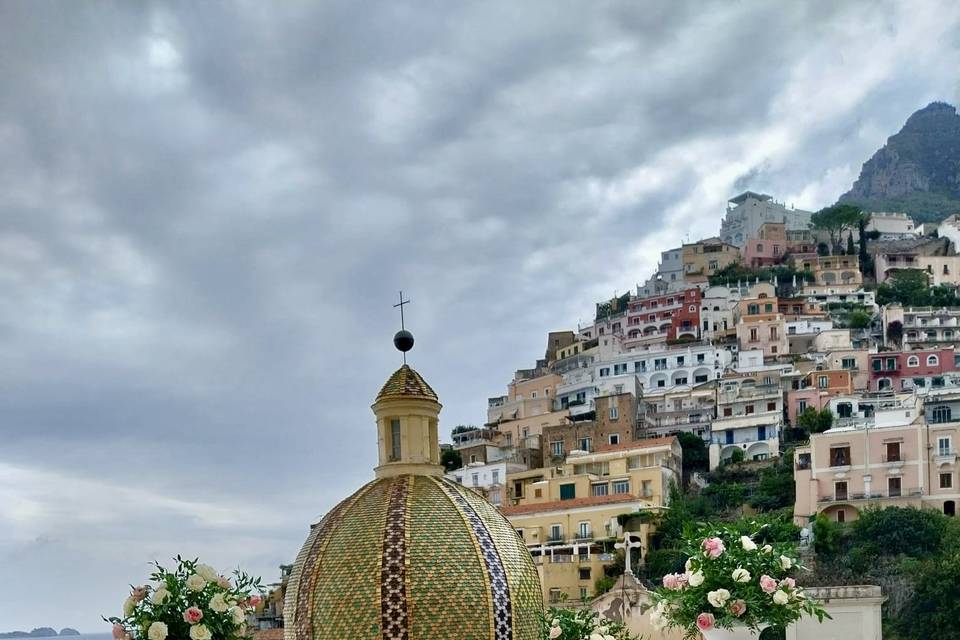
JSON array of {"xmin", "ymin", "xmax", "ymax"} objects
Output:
[
  {"xmin": 575, "ymin": 532, "xmax": 593, "ymax": 541},
  {"xmin": 546, "ymin": 535, "xmax": 565, "ymax": 544},
  {"xmin": 818, "ymin": 488, "xmax": 922, "ymax": 504}
]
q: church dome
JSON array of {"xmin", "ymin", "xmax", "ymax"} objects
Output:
[{"xmin": 284, "ymin": 358, "xmax": 543, "ymax": 640}]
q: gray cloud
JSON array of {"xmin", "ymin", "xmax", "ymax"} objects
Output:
[{"xmin": 2, "ymin": 0, "xmax": 960, "ymax": 630}]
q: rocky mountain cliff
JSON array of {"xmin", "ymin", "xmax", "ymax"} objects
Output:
[{"xmin": 839, "ymin": 101, "xmax": 960, "ymax": 222}]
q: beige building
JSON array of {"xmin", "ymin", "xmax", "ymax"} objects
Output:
[
  {"xmin": 542, "ymin": 393, "xmax": 639, "ymax": 463},
  {"xmin": 681, "ymin": 237, "xmax": 741, "ymax": 284},
  {"xmin": 503, "ymin": 437, "xmax": 681, "ymax": 605},
  {"xmin": 793, "ymin": 255, "xmax": 863, "ymax": 289},
  {"xmin": 640, "ymin": 383, "xmax": 717, "ymax": 440}
]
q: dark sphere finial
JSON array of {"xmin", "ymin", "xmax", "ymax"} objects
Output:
[{"xmin": 394, "ymin": 330, "xmax": 415, "ymax": 353}]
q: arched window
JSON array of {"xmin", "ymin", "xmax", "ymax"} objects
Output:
[
  {"xmin": 907, "ymin": 356, "xmax": 920, "ymax": 367},
  {"xmin": 928, "ymin": 355, "xmax": 940, "ymax": 366},
  {"xmin": 932, "ymin": 405, "xmax": 952, "ymax": 424},
  {"xmin": 878, "ymin": 378, "xmax": 892, "ymax": 391}
]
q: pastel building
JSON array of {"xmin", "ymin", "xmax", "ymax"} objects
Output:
[
  {"xmin": 743, "ymin": 222, "xmax": 787, "ymax": 267},
  {"xmin": 503, "ymin": 437, "xmax": 681, "ymax": 604},
  {"xmin": 709, "ymin": 377, "xmax": 783, "ymax": 469},
  {"xmin": 446, "ymin": 459, "xmax": 528, "ymax": 507},
  {"xmin": 623, "ymin": 288, "xmax": 701, "ymax": 348},
  {"xmin": 785, "ymin": 370, "xmax": 854, "ymax": 424},
  {"xmin": 719, "ymin": 192, "xmax": 813, "ymax": 248},
  {"xmin": 868, "ymin": 347, "xmax": 957, "ymax": 391},
  {"xmin": 681, "ymin": 237, "xmax": 741, "ymax": 284},
  {"xmin": 640, "ymin": 383, "xmax": 717, "ymax": 441},
  {"xmin": 883, "ymin": 305, "xmax": 960, "ymax": 352},
  {"xmin": 793, "ymin": 255, "xmax": 863, "ymax": 290}
]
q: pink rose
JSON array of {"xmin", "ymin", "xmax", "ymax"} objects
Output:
[
  {"xmin": 248, "ymin": 594, "xmax": 262, "ymax": 608},
  {"xmin": 130, "ymin": 587, "xmax": 147, "ymax": 602},
  {"xmin": 696, "ymin": 612, "xmax": 715, "ymax": 631},
  {"xmin": 760, "ymin": 574, "xmax": 778, "ymax": 594},
  {"xmin": 112, "ymin": 624, "xmax": 125, "ymax": 640},
  {"xmin": 183, "ymin": 607, "xmax": 204, "ymax": 624},
  {"xmin": 217, "ymin": 575, "xmax": 232, "ymax": 589},
  {"xmin": 662, "ymin": 573, "xmax": 678, "ymax": 589},
  {"xmin": 702, "ymin": 537, "xmax": 726, "ymax": 559},
  {"xmin": 780, "ymin": 577, "xmax": 796, "ymax": 589},
  {"xmin": 729, "ymin": 600, "xmax": 747, "ymax": 617}
]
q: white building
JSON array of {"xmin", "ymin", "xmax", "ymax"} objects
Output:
[
  {"xmin": 865, "ymin": 212, "xmax": 916, "ymax": 240},
  {"xmin": 786, "ymin": 318, "xmax": 834, "ymax": 335},
  {"xmin": 447, "ymin": 460, "xmax": 527, "ymax": 507},
  {"xmin": 719, "ymin": 192, "xmax": 812, "ymax": 248},
  {"xmin": 700, "ymin": 285, "xmax": 740, "ymax": 340},
  {"xmin": 709, "ymin": 377, "xmax": 783, "ymax": 469},
  {"xmin": 637, "ymin": 246, "xmax": 686, "ymax": 297}
]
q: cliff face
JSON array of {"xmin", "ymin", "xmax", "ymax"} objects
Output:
[{"xmin": 839, "ymin": 102, "xmax": 960, "ymax": 222}]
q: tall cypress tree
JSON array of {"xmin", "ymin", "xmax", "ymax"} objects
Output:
[{"xmin": 846, "ymin": 231, "xmax": 856, "ymax": 255}]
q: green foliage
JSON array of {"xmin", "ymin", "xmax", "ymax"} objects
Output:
[
  {"xmin": 847, "ymin": 309, "xmax": 872, "ymax": 329},
  {"xmin": 593, "ymin": 574, "xmax": 616, "ymax": 598},
  {"xmin": 892, "ymin": 553, "xmax": 960, "ymax": 639},
  {"xmin": 811, "ymin": 204, "xmax": 865, "ymax": 253},
  {"xmin": 811, "ymin": 514, "xmax": 842, "ymax": 556},
  {"xmin": 876, "ymin": 268, "xmax": 960, "ymax": 307},
  {"xmin": 440, "ymin": 447, "xmax": 462, "ymax": 472},
  {"xmin": 796, "ymin": 408, "xmax": 833, "ymax": 434},
  {"xmin": 451, "ymin": 424, "xmax": 477, "ymax": 435},
  {"xmin": 676, "ymin": 432, "xmax": 709, "ymax": 474},
  {"xmin": 701, "ymin": 482, "xmax": 746, "ymax": 511},
  {"xmin": 846, "ymin": 232, "xmax": 856, "ymax": 255},
  {"xmin": 816, "ymin": 242, "xmax": 829, "ymax": 256},
  {"xmin": 707, "ymin": 264, "xmax": 814, "ymax": 288},
  {"xmin": 748, "ymin": 462, "xmax": 796, "ymax": 512},
  {"xmin": 886, "ymin": 320, "xmax": 904, "ymax": 347},
  {"xmin": 728, "ymin": 448, "xmax": 745, "ymax": 464},
  {"xmin": 851, "ymin": 507, "xmax": 947, "ymax": 558},
  {"xmin": 539, "ymin": 607, "xmax": 636, "ymax": 640}
]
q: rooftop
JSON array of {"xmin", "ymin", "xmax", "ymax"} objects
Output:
[{"xmin": 375, "ymin": 364, "xmax": 439, "ymax": 402}]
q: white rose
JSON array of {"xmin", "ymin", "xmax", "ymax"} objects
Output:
[
  {"xmin": 761, "ymin": 544, "xmax": 773, "ymax": 554},
  {"xmin": 780, "ymin": 555, "xmax": 793, "ymax": 570},
  {"xmin": 186, "ymin": 574, "xmax": 207, "ymax": 592},
  {"xmin": 740, "ymin": 535, "xmax": 757, "ymax": 551},
  {"xmin": 209, "ymin": 593, "xmax": 229, "ymax": 613},
  {"xmin": 151, "ymin": 588, "xmax": 171, "ymax": 605},
  {"xmin": 189, "ymin": 625, "xmax": 212, "ymax": 640},
  {"xmin": 147, "ymin": 622, "xmax": 168, "ymax": 640},
  {"xmin": 707, "ymin": 588, "xmax": 731, "ymax": 608},
  {"xmin": 684, "ymin": 558, "xmax": 693, "ymax": 571},
  {"xmin": 122, "ymin": 597, "xmax": 136, "ymax": 617},
  {"xmin": 230, "ymin": 606, "xmax": 246, "ymax": 625},
  {"xmin": 196, "ymin": 564, "xmax": 219, "ymax": 582},
  {"xmin": 604, "ymin": 636, "xmax": 615, "ymax": 640},
  {"xmin": 773, "ymin": 590, "xmax": 790, "ymax": 605},
  {"xmin": 548, "ymin": 626, "xmax": 561, "ymax": 639},
  {"xmin": 687, "ymin": 570, "xmax": 705, "ymax": 587},
  {"xmin": 649, "ymin": 609, "xmax": 667, "ymax": 631},
  {"xmin": 551, "ymin": 619, "xmax": 559, "ymax": 627},
  {"xmin": 732, "ymin": 568, "xmax": 751, "ymax": 583}
]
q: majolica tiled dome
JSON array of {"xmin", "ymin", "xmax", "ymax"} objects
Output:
[{"xmin": 284, "ymin": 361, "xmax": 542, "ymax": 640}]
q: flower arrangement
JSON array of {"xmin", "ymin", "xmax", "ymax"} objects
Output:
[
  {"xmin": 539, "ymin": 608, "xmax": 636, "ymax": 640},
  {"xmin": 649, "ymin": 524, "xmax": 828, "ymax": 638},
  {"xmin": 105, "ymin": 557, "xmax": 264, "ymax": 640}
]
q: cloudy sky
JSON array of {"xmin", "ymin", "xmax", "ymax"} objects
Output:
[{"xmin": 2, "ymin": 0, "xmax": 960, "ymax": 631}]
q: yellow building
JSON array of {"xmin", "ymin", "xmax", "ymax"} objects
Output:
[
  {"xmin": 681, "ymin": 237, "xmax": 741, "ymax": 284},
  {"xmin": 502, "ymin": 436, "xmax": 681, "ymax": 604}
]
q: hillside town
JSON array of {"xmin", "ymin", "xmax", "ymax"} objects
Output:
[{"xmin": 434, "ymin": 192, "xmax": 960, "ymax": 610}]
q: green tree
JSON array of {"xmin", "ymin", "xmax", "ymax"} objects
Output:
[
  {"xmin": 846, "ymin": 232, "xmax": 856, "ymax": 255},
  {"xmin": 810, "ymin": 204, "xmax": 865, "ymax": 255},
  {"xmin": 876, "ymin": 269, "xmax": 930, "ymax": 306},
  {"xmin": 676, "ymin": 431, "xmax": 709, "ymax": 475},
  {"xmin": 797, "ymin": 407, "xmax": 832, "ymax": 433},
  {"xmin": 440, "ymin": 447, "xmax": 462, "ymax": 472},
  {"xmin": 812, "ymin": 513, "xmax": 842, "ymax": 555},
  {"xmin": 895, "ymin": 553, "xmax": 960, "ymax": 639},
  {"xmin": 847, "ymin": 310, "xmax": 871, "ymax": 329},
  {"xmin": 857, "ymin": 216, "xmax": 873, "ymax": 277},
  {"xmin": 886, "ymin": 320, "xmax": 904, "ymax": 348},
  {"xmin": 728, "ymin": 448, "xmax": 745, "ymax": 464},
  {"xmin": 748, "ymin": 461, "xmax": 796, "ymax": 512},
  {"xmin": 851, "ymin": 507, "xmax": 946, "ymax": 558}
]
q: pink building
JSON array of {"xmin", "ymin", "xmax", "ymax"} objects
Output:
[
  {"xmin": 742, "ymin": 222, "xmax": 787, "ymax": 268},
  {"xmin": 794, "ymin": 389, "xmax": 960, "ymax": 524},
  {"xmin": 868, "ymin": 346, "xmax": 957, "ymax": 391}
]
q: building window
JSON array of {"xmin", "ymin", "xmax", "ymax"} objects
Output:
[
  {"xmin": 579, "ymin": 566, "xmax": 591, "ymax": 580},
  {"xmin": 886, "ymin": 442, "xmax": 901, "ymax": 462},
  {"xmin": 723, "ymin": 407, "xmax": 733, "ymax": 417},
  {"xmin": 888, "ymin": 477, "xmax": 901, "ymax": 497},
  {"xmin": 599, "ymin": 367, "xmax": 610, "ymax": 377},
  {"xmin": 842, "ymin": 357, "xmax": 856, "ymax": 369},
  {"xmin": 609, "ymin": 433, "xmax": 620, "ymax": 445},
  {"xmin": 932, "ymin": 406, "xmax": 953, "ymax": 424},
  {"xmin": 492, "ymin": 470, "xmax": 500, "ymax": 485},
  {"xmin": 797, "ymin": 399, "xmax": 807, "ymax": 413},
  {"xmin": 765, "ymin": 303, "xmax": 774, "ymax": 313},
  {"xmin": 748, "ymin": 304, "xmax": 759, "ymax": 315},
  {"xmin": 552, "ymin": 441, "xmax": 564, "ymax": 457},
  {"xmin": 941, "ymin": 473, "xmax": 954, "ymax": 489},
  {"xmin": 928, "ymin": 355, "xmax": 940, "ymax": 367},
  {"xmin": 578, "ymin": 522, "xmax": 591, "ymax": 539},
  {"xmin": 745, "ymin": 404, "xmax": 755, "ymax": 415},
  {"xmin": 472, "ymin": 473, "xmax": 479, "ymax": 486},
  {"xmin": 591, "ymin": 483, "xmax": 608, "ymax": 497},
  {"xmin": 559, "ymin": 484, "xmax": 576, "ymax": 500},
  {"xmin": 612, "ymin": 479, "xmax": 629, "ymax": 494},
  {"xmin": 549, "ymin": 589, "xmax": 562, "ymax": 604},
  {"xmin": 907, "ymin": 355, "xmax": 920, "ymax": 367},
  {"xmin": 819, "ymin": 375, "xmax": 828, "ymax": 389},
  {"xmin": 642, "ymin": 480, "xmax": 653, "ymax": 498},
  {"xmin": 767, "ymin": 402, "xmax": 776, "ymax": 411},
  {"xmin": 749, "ymin": 328, "xmax": 758, "ymax": 342},
  {"xmin": 614, "ymin": 363, "xmax": 627, "ymax": 375},
  {"xmin": 837, "ymin": 509, "xmax": 845, "ymax": 523},
  {"xmin": 578, "ymin": 437, "xmax": 591, "ymax": 452},
  {"xmin": 390, "ymin": 419, "xmax": 402, "ymax": 461},
  {"xmin": 830, "ymin": 446, "xmax": 851, "ymax": 467},
  {"xmin": 939, "ymin": 436, "xmax": 953, "ymax": 455},
  {"xmin": 609, "ymin": 406, "xmax": 619, "ymax": 420},
  {"xmin": 835, "ymin": 481, "xmax": 848, "ymax": 500}
]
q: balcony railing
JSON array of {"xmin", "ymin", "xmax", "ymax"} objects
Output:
[
  {"xmin": 546, "ymin": 535, "xmax": 565, "ymax": 544},
  {"xmin": 818, "ymin": 488, "xmax": 922, "ymax": 503},
  {"xmin": 881, "ymin": 454, "xmax": 903, "ymax": 463},
  {"xmin": 575, "ymin": 532, "xmax": 593, "ymax": 541}
]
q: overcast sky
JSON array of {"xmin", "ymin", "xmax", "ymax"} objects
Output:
[{"xmin": 2, "ymin": 0, "xmax": 960, "ymax": 631}]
